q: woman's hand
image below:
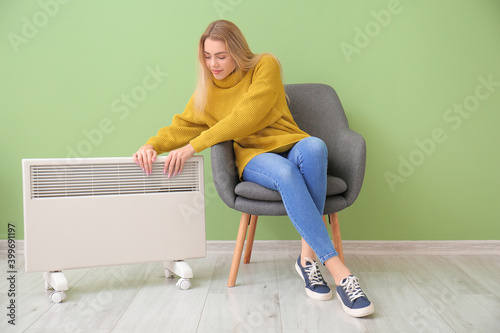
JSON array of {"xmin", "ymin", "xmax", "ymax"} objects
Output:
[
  {"xmin": 164, "ymin": 144, "xmax": 195, "ymax": 178},
  {"xmin": 133, "ymin": 144, "xmax": 157, "ymax": 176}
]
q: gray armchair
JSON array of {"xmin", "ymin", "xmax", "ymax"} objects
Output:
[{"xmin": 211, "ymin": 83, "xmax": 366, "ymax": 287}]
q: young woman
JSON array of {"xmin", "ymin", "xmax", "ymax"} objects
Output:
[{"xmin": 133, "ymin": 20, "xmax": 374, "ymax": 318}]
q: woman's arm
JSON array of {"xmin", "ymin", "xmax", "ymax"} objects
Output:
[
  {"xmin": 162, "ymin": 143, "xmax": 195, "ymax": 178},
  {"xmin": 146, "ymin": 96, "xmax": 209, "ymax": 154},
  {"xmin": 133, "ymin": 142, "xmax": 196, "ymax": 177},
  {"xmin": 133, "ymin": 144, "xmax": 157, "ymax": 176},
  {"xmin": 133, "ymin": 96, "xmax": 208, "ymax": 175}
]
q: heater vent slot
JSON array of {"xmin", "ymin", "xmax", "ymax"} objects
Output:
[{"xmin": 30, "ymin": 160, "xmax": 200, "ymax": 198}]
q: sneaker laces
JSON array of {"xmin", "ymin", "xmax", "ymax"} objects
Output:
[
  {"xmin": 340, "ymin": 276, "xmax": 366, "ymax": 302},
  {"xmin": 303, "ymin": 258, "xmax": 327, "ymax": 287}
]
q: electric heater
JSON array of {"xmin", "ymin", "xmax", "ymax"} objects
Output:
[{"xmin": 22, "ymin": 156, "xmax": 206, "ymax": 303}]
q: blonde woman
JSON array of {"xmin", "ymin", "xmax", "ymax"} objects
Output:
[{"xmin": 133, "ymin": 20, "xmax": 374, "ymax": 318}]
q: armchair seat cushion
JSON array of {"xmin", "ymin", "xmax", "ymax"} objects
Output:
[{"xmin": 234, "ymin": 175, "xmax": 347, "ymax": 202}]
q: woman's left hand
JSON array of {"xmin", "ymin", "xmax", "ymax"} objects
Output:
[{"xmin": 164, "ymin": 144, "xmax": 196, "ymax": 178}]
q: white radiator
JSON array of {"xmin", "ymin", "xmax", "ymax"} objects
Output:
[{"xmin": 22, "ymin": 156, "xmax": 206, "ymax": 302}]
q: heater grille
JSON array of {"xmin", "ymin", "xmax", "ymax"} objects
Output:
[{"xmin": 30, "ymin": 160, "xmax": 201, "ymax": 198}]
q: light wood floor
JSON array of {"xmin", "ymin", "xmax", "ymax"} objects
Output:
[{"xmin": 2, "ymin": 248, "xmax": 500, "ymax": 332}]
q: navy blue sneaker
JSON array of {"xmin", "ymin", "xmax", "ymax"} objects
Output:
[
  {"xmin": 295, "ymin": 255, "xmax": 333, "ymax": 301},
  {"xmin": 336, "ymin": 275, "xmax": 374, "ymax": 317}
]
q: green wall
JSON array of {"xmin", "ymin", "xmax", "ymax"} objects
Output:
[{"xmin": 1, "ymin": 0, "xmax": 499, "ymax": 241}]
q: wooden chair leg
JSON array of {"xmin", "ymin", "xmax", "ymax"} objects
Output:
[
  {"xmin": 329, "ymin": 212, "xmax": 345, "ymax": 263},
  {"xmin": 227, "ymin": 213, "xmax": 251, "ymax": 287},
  {"xmin": 243, "ymin": 215, "xmax": 258, "ymax": 264}
]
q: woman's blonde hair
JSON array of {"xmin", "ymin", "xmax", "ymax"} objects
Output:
[{"xmin": 194, "ymin": 20, "xmax": 281, "ymax": 112}]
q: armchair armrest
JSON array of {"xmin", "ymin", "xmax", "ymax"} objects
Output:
[
  {"xmin": 211, "ymin": 141, "xmax": 239, "ymax": 209},
  {"xmin": 326, "ymin": 128, "xmax": 366, "ymax": 207}
]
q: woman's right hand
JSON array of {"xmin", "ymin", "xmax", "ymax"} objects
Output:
[{"xmin": 133, "ymin": 145, "xmax": 157, "ymax": 176}]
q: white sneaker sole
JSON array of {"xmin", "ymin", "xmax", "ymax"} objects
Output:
[
  {"xmin": 336, "ymin": 291, "xmax": 375, "ymax": 317},
  {"xmin": 295, "ymin": 261, "xmax": 333, "ymax": 301}
]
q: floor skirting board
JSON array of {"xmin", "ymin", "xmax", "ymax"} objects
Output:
[
  {"xmin": 2, "ymin": 239, "xmax": 499, "ymax": 256},
  {"xmin": 206, "ymin": 240, "xmax": 500, "ymax": 255}
]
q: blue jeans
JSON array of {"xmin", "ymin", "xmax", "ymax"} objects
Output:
[{"xmin": 242, "ymin": 137, "xmax": 338, "ymax": 264}]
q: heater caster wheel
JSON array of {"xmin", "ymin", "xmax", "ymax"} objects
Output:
[
  {"xmin": 164, "ymin": 269, "xmax": 175, "ymax": 279},
  {"xmin": 45, "ymin": 281, "xmax": 54, "ymax": 290},
  {"xmin": 49, "ymin": 291, "xmax": 66, "ymax": 303},
  {"xmin": 176, "ymin": 278, "xmax": 191, "ymax": 290}
]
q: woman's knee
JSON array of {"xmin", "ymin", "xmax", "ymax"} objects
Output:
[
  {"xmin": 243, "ymin": 154, "xmax": 302, "ymax": 186},
  {"xmin": 301, "ymin": 137, "xmax": 328, "ymax": 158},
  {"xmin": 276, "ymin": 161, "xmax": 302, "ymax": 180}
]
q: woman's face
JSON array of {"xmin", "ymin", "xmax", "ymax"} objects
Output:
[{"xmin": 204, "ymin": 38, "xmax": 236, "ymax": 80}]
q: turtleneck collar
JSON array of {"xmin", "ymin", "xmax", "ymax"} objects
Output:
[{"xmin": 212, "ymin": 68, "xmax": 246, "ymax": 88}]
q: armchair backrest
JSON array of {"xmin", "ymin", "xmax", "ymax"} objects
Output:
[
  {"xmin": 285, "ymin": 83, "xmax": 350, "ymax": 137},
  {"xmin": 211, "ymin": 83, "xmax": 366, "ymax": 210}
]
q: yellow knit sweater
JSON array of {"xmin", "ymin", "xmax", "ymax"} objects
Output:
[{"xmin": 146, "ymin": 55, "xmax": 310, "ymax": 178}]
